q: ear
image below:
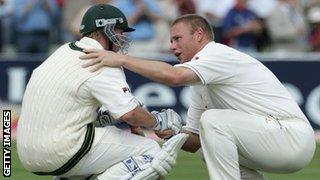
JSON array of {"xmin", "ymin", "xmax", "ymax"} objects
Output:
[{"xmin": 195, "ymin": 28, "xmax": 205, "ymax": 42}]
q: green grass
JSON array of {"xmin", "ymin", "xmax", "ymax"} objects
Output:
[
  {"xmin": 5, "ymin": 143, "xmax": 320, "ymax": 179},
  {"xmin": 169, "ymin": 144, "xmax": 320, "ymax": 180}
]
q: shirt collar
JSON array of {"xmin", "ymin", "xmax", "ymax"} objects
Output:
[
  {"xmin": 190, "ymin": 41, "xmax": 215, "ymax": 61},
  {"xmin": 75, "ymin": 37, "xmax": 104, "ymax": 50}
]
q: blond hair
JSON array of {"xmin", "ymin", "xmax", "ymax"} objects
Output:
[
  {"xmin": 82, "ymin": 28, "xmax": 104, "ymax": 40},
  {"xmin": 172, "ymin": 14, "xmax": 214, "ymax": 40}
]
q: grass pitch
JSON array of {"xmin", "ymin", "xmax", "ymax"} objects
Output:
[{"xmin": 5, "ymin": 142, "xmax": 320, "ymax": 179}]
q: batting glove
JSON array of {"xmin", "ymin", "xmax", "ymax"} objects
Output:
[
  {"xmin": 131, "ymin": 133, "xmax": 189, "ymax": 180},
  {"xmin": 95, "ymin": 106, "xmax": 118, "ymax": 127},
  {"xmin": 152, "ymin": 109, "xmax": 184, "ymax": 134}
]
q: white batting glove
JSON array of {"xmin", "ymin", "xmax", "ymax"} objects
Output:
[
  {"xmin": 131, "ymin": 133, "xmax": 189, "ymax": 180},
  {"xmin": 152, "ymin": 109, "xmax": 184, "ymax": 134},
  {"xmin": 150, "ymin": 133, "xmax": 189, "ymax": 176}
]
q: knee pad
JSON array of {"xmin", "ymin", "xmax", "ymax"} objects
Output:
[
  {"xmin": 141, "ymin": 139, "xmax": 161, "ymax": 155},
  {"xmin": 97, "ymin": 155, "xmax": 153, "ymax": 180},
  {"xmin": 131, "ymin": 133, "xmax": 189, "ymax": 180},
  {"xmin": 98, "ymin": 134, "xmax": 188, "ymax": 180}
]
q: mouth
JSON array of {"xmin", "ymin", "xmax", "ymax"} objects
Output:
[{"xmin": 174, "ymin": 52, "xmax": 182, "ymax": 58}]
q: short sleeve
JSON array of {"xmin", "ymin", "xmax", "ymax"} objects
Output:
[
  {"xmin": 89, "ymin": 67, "xmax": 140, "ymax": 119},
  {"xmin": 175, "ymin": 56, "xmax": 237, "ymax": 85}
]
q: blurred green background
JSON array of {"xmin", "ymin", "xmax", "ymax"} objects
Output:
[{"xmin": 3, "ymin": 142, "xmax": 320, "ymax": 179}]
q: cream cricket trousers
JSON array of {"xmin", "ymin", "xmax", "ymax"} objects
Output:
[
  {"xmin": 199, "ymin": 109, "xmax": 316, "ymax": 180},
  {"xmin": 62, "ymin": 126, "xmax": 160, "ymax": 178}
]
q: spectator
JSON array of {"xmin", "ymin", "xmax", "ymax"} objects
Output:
[
  {"xmin": 155, "ymin": 0, "xmax": 179, "ymax": 52},
  {"xmin": 61, "ymin": 0, "xmax": 90, "ymax": 41},
  {"xmin": 175, "ymin": 0, "xmax": 196, "ymax": 15},
  {"xmin": 247, "ymin": 0, "xmax": 276, "ymax": 51},
  {"xmin": 307, "ymin": 6, "xmax": 320, "ymax": 51},
  {"xmin": 115, "ymin": 0, "xmax": 161, "ymax": 53},
  {"xmin": 197, "ymin": 0, "xmax": 235, "ymax": 43},
  {"xmin": 247, "ymin": 0, "xmax": 276, "ymax": 18},
  {"xmin": 266, "ymin": 0, "xmax": 309, "ymax": 52},
  {"xmin": 222, "ymin": 0, "xmax": 262, "ymax": 53},
  {"xmin": 156, "ymin": 0, "xmax": 178, "ymax": 23},
  {"xmin": 51, "ymin": 0, "xmax": 65, "ymax": 43},
  {"xmin": 13, "ymin": 0, "xmax": 58, "ymax": 54},
  {"xmin": 66, "ymin": 0, "xmax": 116, "ymax": 41},
  {"xmin": 0, "ymin": 0, "xmax": 13, "ymax": 52}
]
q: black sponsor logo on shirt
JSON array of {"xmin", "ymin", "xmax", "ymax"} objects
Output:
[{"xmin": 122, "ymin": 87, "xmax": 131, "ymax": 93}]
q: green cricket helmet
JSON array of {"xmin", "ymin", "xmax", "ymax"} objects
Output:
[{"xmin": 80, "ymin": 4, "xmax": 135, "ymax": 53}]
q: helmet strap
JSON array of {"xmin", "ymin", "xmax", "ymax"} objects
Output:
[{"xmin": 103, "ymin": 24, "xmax": 116, "ymax": 52}]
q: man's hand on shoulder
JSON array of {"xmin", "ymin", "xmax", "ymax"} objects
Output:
[{"xmin": 80, "ymin": 49, "xmax": 125, "ymax": 72}]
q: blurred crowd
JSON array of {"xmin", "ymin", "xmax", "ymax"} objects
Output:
[{"xmin": 0, "ymin": 0, "xmax": 320, "ymax": 55}]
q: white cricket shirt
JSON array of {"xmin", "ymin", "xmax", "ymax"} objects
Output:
[
  {"xmin": 175, "ymin": 42, "xmax": 308, "ymax": 134},
  {"xmin": 78, "ymin": 65, "xmax": 139, "ymax": 119},
  {"xmin": 17, "ymin": 37, "xmax": 139, "ymax": 173}
]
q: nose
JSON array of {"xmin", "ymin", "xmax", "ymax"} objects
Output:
[{"xmin": 170, "ymin": 41, "xmax": 177, "ymax": 52}]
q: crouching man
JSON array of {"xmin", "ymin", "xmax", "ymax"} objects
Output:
[{"xmin": 17, "ymin": 4, "xmax": 187, "ymax": 180}]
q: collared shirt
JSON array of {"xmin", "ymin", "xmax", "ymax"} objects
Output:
[
  {"xmin": 175, "ymin": 42, "xmax": 308, "ymax": 134},
  {"xmin": 76, "ymin": 37, "xmax": 140, "ymax": 119}
]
